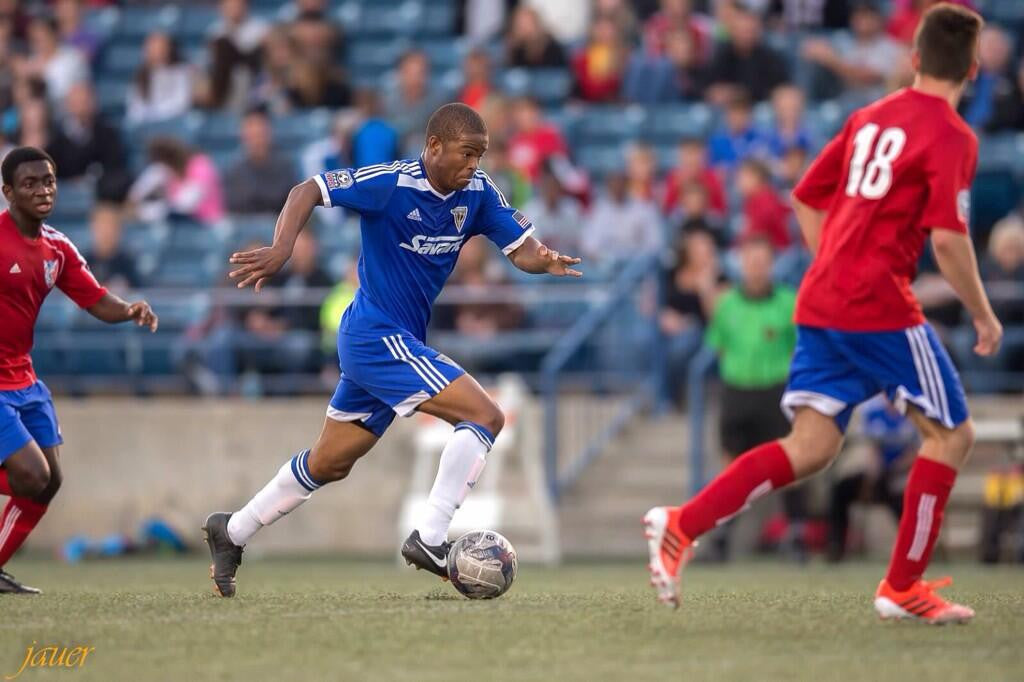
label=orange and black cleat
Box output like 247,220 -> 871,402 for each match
643,506 -> 695,609
874,576 -> 975,625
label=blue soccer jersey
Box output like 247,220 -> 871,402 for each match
312,158 -> 534,341
311,158 -> 535,436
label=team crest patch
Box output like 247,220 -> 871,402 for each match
43,259 -> 58,288
325,170 -> 353,190
956,188 -> 970,224
451,206 -> 468,232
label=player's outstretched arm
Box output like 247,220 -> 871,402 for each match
87,293 -> 159,332
229,179 -> 323,292
930,228 -> 1002,356
506,236 -> 582,277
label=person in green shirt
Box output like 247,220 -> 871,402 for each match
704,234 -> 806,559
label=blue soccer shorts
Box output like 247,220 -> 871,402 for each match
0,381 -> 63,462
782,323 -> 969,433
328,329 -> 466,437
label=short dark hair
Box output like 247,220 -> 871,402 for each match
915,3 -> 983,83
425,102 -> 487,143
2,146 -> 56,186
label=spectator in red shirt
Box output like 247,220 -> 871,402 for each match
643,0 -> 711,64
662,138 -> 727,217
887,0 -> 973,45
458,49 -> 492,111
507,96 -> 568,182
571,17 -> 626,103
736,158 -> 792,250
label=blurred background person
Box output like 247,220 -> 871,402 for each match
126,32 -> 195,125
128,136 -> 225,225
582,171 -> 664,273
82,203 -> 141,291
224,107 -> 297,215
505,5 -> 567,70
703,235 -> 803,560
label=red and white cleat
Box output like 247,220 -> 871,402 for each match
643,506 -> 695,609
874,576 -> 975,625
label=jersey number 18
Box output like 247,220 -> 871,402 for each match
845,123 -> 907,200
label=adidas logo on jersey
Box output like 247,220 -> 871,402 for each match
406,208 -> 422,221
9,263 -> 20,274
399,234 -> 464,256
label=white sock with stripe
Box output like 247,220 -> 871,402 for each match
226,449 -> 323,546
416,422 -> 494,546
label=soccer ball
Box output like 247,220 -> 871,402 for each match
447,530 -> 518,600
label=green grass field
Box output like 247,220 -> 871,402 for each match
1,557 -> 1022,681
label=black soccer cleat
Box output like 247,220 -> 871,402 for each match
401,530 -> 452,580
0,569 -> 41,594
203,512 -> 243,598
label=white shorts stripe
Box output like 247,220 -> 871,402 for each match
915,327 -> 951,426
907,493 -> 936,561
395,336 -> 449,389
383,336 -> 443,393
906,327 -> 940,422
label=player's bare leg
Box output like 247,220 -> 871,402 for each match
874,408 -> 975,624
0,443 -> 60,595
204,419 -> 377,597
646,408 -> 842,607
400,374 -> 504,579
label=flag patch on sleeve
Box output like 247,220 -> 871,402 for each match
513,210 -> 531,229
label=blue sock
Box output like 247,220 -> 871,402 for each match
290,449 -> 323,492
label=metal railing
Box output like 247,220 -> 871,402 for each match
540,255 -> 664,502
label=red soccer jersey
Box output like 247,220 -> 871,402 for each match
0,210 -> 107,390
792,88 -> 978,331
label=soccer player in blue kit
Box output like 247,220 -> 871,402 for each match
203,103 -> 581,597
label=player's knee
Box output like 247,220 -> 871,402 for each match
781,434 -> 838,477
13,463 -> 50,498
483,409 -> 505,438
35,464 -> 62,503
944,419 -> 975,464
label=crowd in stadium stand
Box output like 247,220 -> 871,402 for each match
0,0 -> 1021,396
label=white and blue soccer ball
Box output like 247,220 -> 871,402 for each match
447,530 -> 518,600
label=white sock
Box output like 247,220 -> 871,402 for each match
416,423 -> 493,545
226,449 -> 323,546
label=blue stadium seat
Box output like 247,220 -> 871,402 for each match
338,2 -> 454,37
646,104 -> 713,143
228,216 -> 276,245
66,332 -> 129,375
576,106 -> 649,143
971,169 -> 1018,245
36,298 -> 76,332
151,250 -> 221,288
176,7 -> 220,42
112,5 -> 180,39
348,38 -> 410,74
273,110 -> 331,148
125,114 -> 200,148
100,41 -> 145,79
500,69 -> 572,107
139,334 -> 179,375
49,182 -> 94,223
575,144 -> 624,177
419,38 -> 464,71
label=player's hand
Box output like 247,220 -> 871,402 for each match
229,245 -> 289,292
539,245 -> 582,278
972,313 -> 1003,357
127,301 -> 158,332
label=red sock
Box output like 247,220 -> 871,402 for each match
0,470 -> 10,496
0,498 -> 49,568
885,457 -> 957,591
677,441 -> 795,540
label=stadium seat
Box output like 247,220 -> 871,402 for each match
100,41 -> 145,79
575,144 -> 625,177
36,298 -> 76,332
66,332 -> 129,375
971,169 -> 1018,246
499,69 -> 572,107
348,38 -> 410,74
273,111 -> 331,148
419,38 -> 465,72
576,106 -> 649,144
112,5 -> 180,39
646,104 -> 713,143
151,251 -> 221,288
176,7 -> 220,42
49,182 -> 95,223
